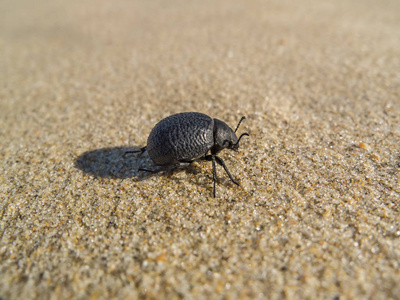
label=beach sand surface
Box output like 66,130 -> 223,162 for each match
1,0 -> 399,298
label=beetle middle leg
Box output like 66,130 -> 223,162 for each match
202,155 -> 219,197
211,155 -> 217,198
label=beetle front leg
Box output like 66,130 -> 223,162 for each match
214,156 -> 239,186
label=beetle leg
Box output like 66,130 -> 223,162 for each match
211,155 -> 217,198
138,167 -> 159,173
214,156 -> 239,186
125,147 -> 147,156
203,155 -> 218,197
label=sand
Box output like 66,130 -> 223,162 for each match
1,0 -> 399,299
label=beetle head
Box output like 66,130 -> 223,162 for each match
212,117 -> 249,154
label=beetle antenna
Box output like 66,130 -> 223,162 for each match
234,116 -> 246,133
233,133 -> 249,150
237,132 -> 249,144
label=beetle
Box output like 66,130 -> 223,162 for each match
127,112 -> 249,197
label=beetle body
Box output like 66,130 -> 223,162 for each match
147,112 -> 214,165
131,112 -> 248,197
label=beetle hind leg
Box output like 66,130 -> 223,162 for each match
125,146 -> 147,156
138,167 -> 159,173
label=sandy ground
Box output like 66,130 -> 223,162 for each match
1,0 -> 399,299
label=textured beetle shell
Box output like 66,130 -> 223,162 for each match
146,112 -> 214,166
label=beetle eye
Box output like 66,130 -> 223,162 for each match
222,140 -> 231,148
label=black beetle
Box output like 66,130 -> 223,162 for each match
127,112 -> 249,197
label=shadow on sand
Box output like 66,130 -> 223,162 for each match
74,146 -> 203,181
74,146 -> 145,179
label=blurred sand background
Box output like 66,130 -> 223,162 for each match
1,0 -> 399,299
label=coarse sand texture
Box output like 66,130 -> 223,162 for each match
1,0 -> 399,299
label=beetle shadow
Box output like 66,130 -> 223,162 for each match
74,146 -> 204,181
75,146 -> 141,179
